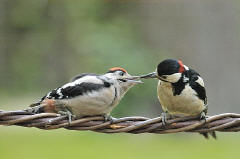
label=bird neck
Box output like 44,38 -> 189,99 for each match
158,80 -> 172,89
118,84 -> 133,99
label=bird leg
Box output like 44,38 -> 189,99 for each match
58,109 -> 75,123
53,101 -> 76,123
103,114 -> 117,124
200,109 -> 207,123
161,111 -> 170,125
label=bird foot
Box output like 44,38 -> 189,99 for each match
103,114 -> 117,124
161,112 -> 169,125
200,111 -> 207,123
58,110 -> 76,123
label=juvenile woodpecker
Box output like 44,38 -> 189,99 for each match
140,59 -> 216,139
28,67 -> 142,122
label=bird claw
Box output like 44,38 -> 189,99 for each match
103,114 -> 117,124
161,112 -> 168,125
58,110 -> 76,123
53,102 -> 75,123
200,111 -> 207,123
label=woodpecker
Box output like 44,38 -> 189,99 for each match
140,59 -> 216,139
27,67 -> 142,122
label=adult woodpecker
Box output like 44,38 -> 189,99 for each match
27,67 -> 142,122
140,59 -> 216,139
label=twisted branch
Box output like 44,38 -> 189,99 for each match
1,109 -> 240,134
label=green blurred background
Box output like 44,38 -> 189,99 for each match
1,0 -> 240,159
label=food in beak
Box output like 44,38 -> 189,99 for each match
140,72 -> 157,79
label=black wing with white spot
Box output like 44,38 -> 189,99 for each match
60,82 -> 112,99
188,69 -> 207,104
41,75 -> 113,101
43,82 -> 112,101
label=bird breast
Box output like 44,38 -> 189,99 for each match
157,81 -> 205,116
61,85 -> 119,117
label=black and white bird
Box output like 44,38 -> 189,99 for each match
28,67 -> 142,122
140,59 -> 216,139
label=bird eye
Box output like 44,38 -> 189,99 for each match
119,71 -> 125,76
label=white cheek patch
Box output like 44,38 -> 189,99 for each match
166,73 -> 182,83
196,76 -> 205,87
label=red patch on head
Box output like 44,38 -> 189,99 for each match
178,60 -> 185,73
109,67 -> 127,73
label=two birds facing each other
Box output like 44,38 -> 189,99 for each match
28,59 -> 215,139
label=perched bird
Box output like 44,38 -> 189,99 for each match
140,59 -> 216,139
28,67 -> 142,122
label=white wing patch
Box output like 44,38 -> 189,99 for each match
56,89 -> 64,99
61,76 -> 103,89
183,75 -> 189,83
196,76 -> 204,87
184,65 -> 189,70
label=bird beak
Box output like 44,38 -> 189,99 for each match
126,79 -> 143,84
119,76 -> 143,84
139,72 -> 158,79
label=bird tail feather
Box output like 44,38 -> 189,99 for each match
200,132 -> 217,140
26,102 -> 45,114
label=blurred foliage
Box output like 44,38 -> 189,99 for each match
1,1 -> 240,159
0,0 -> 165,117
